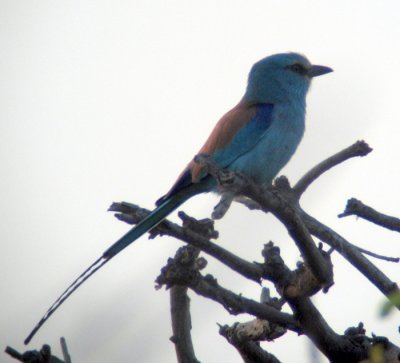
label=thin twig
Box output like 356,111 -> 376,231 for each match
355,245 -> 399,263
301,211 -> 399,302
293,141 -> 372,197
60,337 -> 71,363
5,346 -> 23,362
339,198 -> 400,232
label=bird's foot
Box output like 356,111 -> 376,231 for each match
212,193 -> 234,220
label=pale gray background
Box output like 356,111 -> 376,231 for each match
1,1 -> 399,362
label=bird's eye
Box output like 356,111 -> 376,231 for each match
289,63 -> 307,75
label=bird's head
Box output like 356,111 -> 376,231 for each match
244,52 -> 333,104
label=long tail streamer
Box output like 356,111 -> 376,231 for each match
24,255 -> 110,345
24,185 -> 206,345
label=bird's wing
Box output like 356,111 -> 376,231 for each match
156,102 -> 274,205
208,102 -> 274,174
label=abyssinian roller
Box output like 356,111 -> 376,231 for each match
25,52 -> 332,344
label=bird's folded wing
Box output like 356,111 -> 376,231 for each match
157,102 -> 274,204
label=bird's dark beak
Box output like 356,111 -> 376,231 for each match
308,65 -> 333,78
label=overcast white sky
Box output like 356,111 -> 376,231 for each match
1,1 -> 399,362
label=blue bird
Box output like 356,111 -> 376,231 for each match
104,52 -> 332,257
25,52 -> 332,344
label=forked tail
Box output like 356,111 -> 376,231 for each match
24,184 -> 206,345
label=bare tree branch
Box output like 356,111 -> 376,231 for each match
219,325 -> 283,363
166,246 -> 201,363
5,347 -> 24,362
293,141 -> 372,197
218,288 -> 286,362
155,246 -> 301,333
301,211 -> 399,302
261,241 -> 395,363
110,202 -> 266,283
60,338 -> 71,363
195,153 -> 399,304
5,344 -> 65,363
195,154 -> 334,289
259,242 -> 358,362
108,139 -> 399,362
170,286 -> 200,363
339,198 -> 400,232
